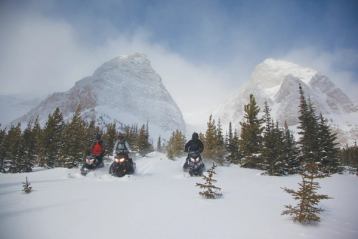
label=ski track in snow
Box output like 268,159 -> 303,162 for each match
0,152 -> 357,239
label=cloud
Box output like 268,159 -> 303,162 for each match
0,9 -> 231,125
0,1 -> 357,129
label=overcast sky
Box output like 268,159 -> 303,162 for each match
0,0 -> 357,124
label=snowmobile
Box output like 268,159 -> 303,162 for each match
183,150 -> 205,176
109,152 -> 135,177
80,155 -> 104,176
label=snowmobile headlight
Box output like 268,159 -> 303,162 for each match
195,158 -> 200,163
190,157 -> 196,162
86,158 -> 95,164
115,157 -> 125,163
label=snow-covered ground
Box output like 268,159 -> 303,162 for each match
0,152 -> 357,239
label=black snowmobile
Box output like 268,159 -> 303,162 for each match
183,150 -> 205,176
80,155 -> 104,176
109,152 -> 135,177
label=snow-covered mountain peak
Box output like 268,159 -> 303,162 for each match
251,58 -> 318,90
93,53 -> 159,83
13,53 -> 185,139
215,59 -> 357,145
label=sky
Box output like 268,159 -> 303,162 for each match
0,0 -> 357,125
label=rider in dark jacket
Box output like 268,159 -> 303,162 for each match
184,132 -> 204,169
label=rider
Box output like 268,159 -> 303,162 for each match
90,134 -> 105,167
113,133 -> 134,165
113,133 -> 131,155
183,132 -> 204,169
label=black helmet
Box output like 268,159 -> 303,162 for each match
192,132 -> 199,140
95,133 -> 101,140
117,133 -> 124,140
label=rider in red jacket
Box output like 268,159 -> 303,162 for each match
90,134 -> 105,166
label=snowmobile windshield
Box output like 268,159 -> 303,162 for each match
188,150 -> 200,158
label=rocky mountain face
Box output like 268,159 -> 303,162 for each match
214,58 -> 358,145
14,53 -> 186,139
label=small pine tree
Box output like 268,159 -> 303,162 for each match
22,177 -> 32,193
196,163 -> 222,199
282,163 -> 330,223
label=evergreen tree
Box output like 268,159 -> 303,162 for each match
157,136 -> 163,152
32,116 -> 44,166
0,125 -> 6,172
340,142 -> 358,169
297,85 -> 320,166
62,106 -> 87,168
203,115 -> 217,159
283,121 -> 300,174
215,119 -> 227,165
317,114 -> 339,174
226,122 -> 240,164
102,122 -> 117,155
261,103 -> 288,176
239,94 -> 263,168
261,102 -> 276,171
270,122 -> 287,175
21,121 -> 35,172
84,119 -> 99,155
137,124 -> 153,156
3,124 -> 23,172
196,163 -> 222,199
166,130 -> 186,159
124,124 -> 139,152
202,115 -> 226,164
43,108 -> 65,168
282,163 -> 330,223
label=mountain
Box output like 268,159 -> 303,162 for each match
0,94 -> 41,126
13,53 -> 186,139
214,58 -> 358,145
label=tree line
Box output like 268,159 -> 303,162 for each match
0,107 -> 153,173
166,84 -> 355,175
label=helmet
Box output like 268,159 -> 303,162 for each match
192,132 -> 199,140
117,133 -> 124,140
95,133 -> 101,141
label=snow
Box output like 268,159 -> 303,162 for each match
1,152 -> 357,239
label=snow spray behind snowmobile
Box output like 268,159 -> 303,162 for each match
183,150 -> 205,176
109,152 -> 135,177
80,155 -> 104,176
